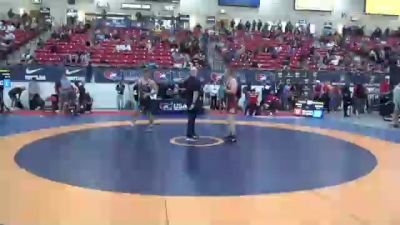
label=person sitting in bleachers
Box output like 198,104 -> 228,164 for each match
6,24 -> 15,33
2,30 -> 15,42
0,20 -> 5,31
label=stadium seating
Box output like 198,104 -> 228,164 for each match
34,30 -> 174,68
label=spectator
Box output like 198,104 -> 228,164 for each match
8,86 -> 25,108
236,20 -> 244,30
331,85 -> 341,111
353,83 -> 367,117
252,20 -> 257,31
321,82 -> 331,113
203,82 -> 211,105
393,83 -> 400,128
243,83 -> 252,115
6,24 -> 15,33
245,21 -> 251,32
380,76 -> 390,95
3,30 -> 15,42
28,78 -> 40,102
281,83 -> 290,110
313,80 -> 322,100
384,28 -> 390,38
209,82 -> 218,110
0,20 -> 5,31
257,19 -> 262,31
372,27 -> 382,39
86,62 -> 93,83
218,80 -> 226,111
37,38 -> 44,48
261,23 -> 269,32
342,83 -> 352,117
116,81 -> 125,110
59,74 -> 73,112
146,40 -> 152,51
31,18 -> 38,31
0,78 -> 5,113
75,81 -> 86,109
247,89 -> 259,116
230,19 -> 235,31
285,21 -> 294,33
220,20 -> 225,30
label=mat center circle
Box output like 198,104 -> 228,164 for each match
170,136 -> 224,147
14,122 -> 377,196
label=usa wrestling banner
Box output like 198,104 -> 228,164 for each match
6,64 -> 388,86
8,65 -> 86,82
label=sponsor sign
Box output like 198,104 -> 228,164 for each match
65,67 -> 86,81
3,65 -> 388,88
24,66 -> 47,80
0,69 -> 11,88
159,101 -> 187,112
25,75 -> 47,81
295,100 -> 324,118
8,65 -> 86,82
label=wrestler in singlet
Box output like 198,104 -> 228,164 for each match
138,78 -> 154,112
226,75 -> 238,114
225,69 -> 238,142
135,69 -> 157,131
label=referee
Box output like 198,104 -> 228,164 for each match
184,67 -> 201,141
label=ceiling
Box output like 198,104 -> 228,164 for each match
136,0 -> 179,3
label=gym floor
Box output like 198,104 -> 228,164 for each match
0,113 -> 399,225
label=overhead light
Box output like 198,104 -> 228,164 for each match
96,0 -> 109,8
121,3 -> 142,9
164,5 -> 175,11
141,4 -> 151,9
78,10 -> 85,22
171,0 -> 179,3
121,3 -> 151,10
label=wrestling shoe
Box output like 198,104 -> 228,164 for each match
186,136 -> 198,142
224,135 -> 237,143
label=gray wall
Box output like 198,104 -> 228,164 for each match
0,0 -> 399,33
0,0 -> 179,26
180,0 -> 400,34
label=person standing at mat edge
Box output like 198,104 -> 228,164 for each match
134,69 -> 158,131
0,75 -> 4,113
184,67 -> 202,141
116,81 -> 125,110
225,68 -> 239,142
393,83 -> 400,128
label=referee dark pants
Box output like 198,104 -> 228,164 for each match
187,107 -> 198,138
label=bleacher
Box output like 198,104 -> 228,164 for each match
0,20 -> 39,58
218,29 -> 397,72
34,28 -> 176,68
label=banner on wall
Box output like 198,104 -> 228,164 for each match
7,65 -> 388,86
93,67 -> 193,83
9,65 -> 87,82
0,69 -> 11,88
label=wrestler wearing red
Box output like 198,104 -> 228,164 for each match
225,68 -> 238,142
